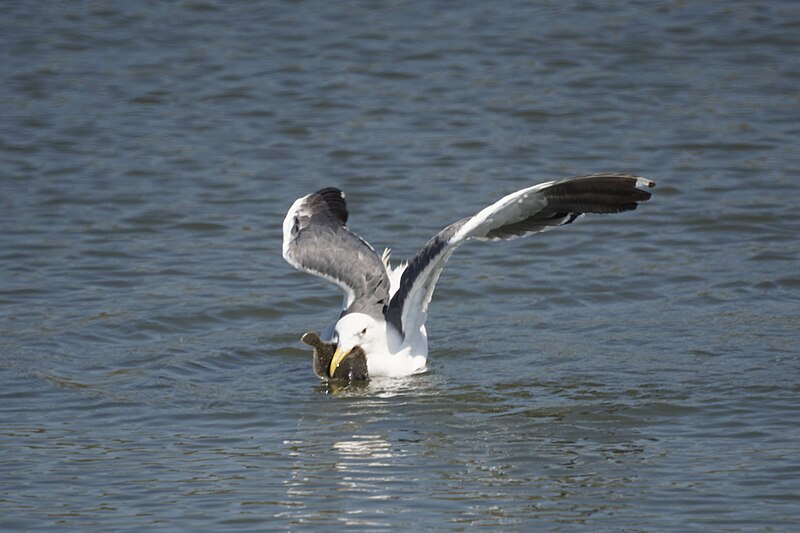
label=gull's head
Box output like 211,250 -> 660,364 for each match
330,313 -> 381,377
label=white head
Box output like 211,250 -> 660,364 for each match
330,313 -> 384,376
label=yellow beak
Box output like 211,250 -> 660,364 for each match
329,347 -> 352,377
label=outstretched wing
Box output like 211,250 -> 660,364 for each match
385,174 -> 655,335
282,187 -> 391,320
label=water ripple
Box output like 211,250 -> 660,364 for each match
2,0 -> 800,530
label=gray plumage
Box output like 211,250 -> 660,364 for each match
283,174 -> 655,379
283,187 -> 390,321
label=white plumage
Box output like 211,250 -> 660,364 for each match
282,174 -> 655,379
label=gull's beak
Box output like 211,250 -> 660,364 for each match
329,346 -> 352,377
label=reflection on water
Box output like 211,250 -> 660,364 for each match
317,374 -> 438,398
275,376 -> 656,527
280,433 -> 401,527
333,434 -> 397,466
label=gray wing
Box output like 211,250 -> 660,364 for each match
282,187 -> 391,320
385,174 -> 655,336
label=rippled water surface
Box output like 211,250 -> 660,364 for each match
2,1 -> 799,530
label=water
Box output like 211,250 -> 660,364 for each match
2,1 -> 799,530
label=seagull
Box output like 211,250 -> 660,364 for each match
283,174 -> 655,379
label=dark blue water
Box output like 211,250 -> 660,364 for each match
2,1 -> 799,530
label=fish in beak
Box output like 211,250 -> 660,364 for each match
301,332 -> 369,381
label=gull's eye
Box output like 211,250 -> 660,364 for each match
360,328 -> 367,335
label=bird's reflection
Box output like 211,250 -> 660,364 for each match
280,432 -> 403,527
316,373 -> 435,398
332,433 -> 396,468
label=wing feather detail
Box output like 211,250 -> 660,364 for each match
282,188 -> 391,320
386,174 -> 655,335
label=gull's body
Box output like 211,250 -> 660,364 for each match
282,174 -> 655,379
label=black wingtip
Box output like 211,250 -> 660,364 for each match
311,187 -> 349,224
